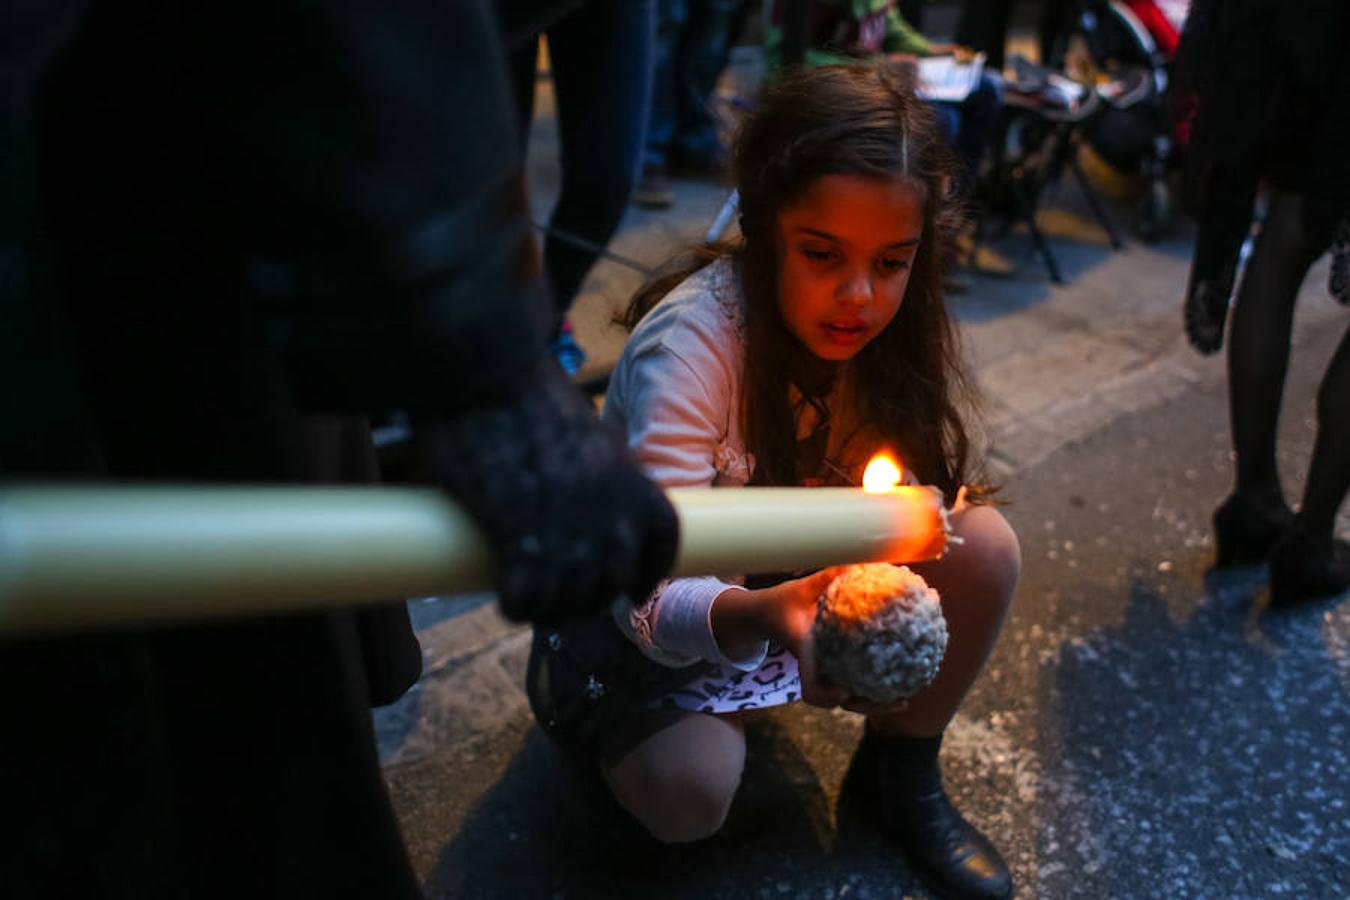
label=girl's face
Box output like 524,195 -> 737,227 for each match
775,173 -> 924,361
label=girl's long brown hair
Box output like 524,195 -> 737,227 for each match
627,62 -> 991,502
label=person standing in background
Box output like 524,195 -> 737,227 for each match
500,0 -> 658,373
1178,0 -> 1350,605
632,0 -> 750,208
954,0 -> 1012,70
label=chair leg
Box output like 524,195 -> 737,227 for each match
967,214 -> 984,269
1024,208 -> 1064,284
1069,157 -> 1124,249
1015,163 -> 1063,283
1013,169 -> 1064,284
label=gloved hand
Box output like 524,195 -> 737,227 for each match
418,361 -> 679,625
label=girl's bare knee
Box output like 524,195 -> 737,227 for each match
604,713 -> 745,844
949,505 -> 1021,610
641,779 -> 737,843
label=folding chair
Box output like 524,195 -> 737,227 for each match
969,60 -> 1124,284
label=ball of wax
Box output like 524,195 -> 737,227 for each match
812,563 -> 947,703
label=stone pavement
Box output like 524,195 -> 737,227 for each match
373,49 -> 1350,899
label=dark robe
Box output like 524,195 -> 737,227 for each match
1,0 -> 552,895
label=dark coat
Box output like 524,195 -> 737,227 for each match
1,0 -> 552,895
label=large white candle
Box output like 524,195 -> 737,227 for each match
674,484 -> 948,574
0,482 -> 948,634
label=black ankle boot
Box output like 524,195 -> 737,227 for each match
854,728 -> 1012,900
1268,522 -> 1350,607
1212,492 -> 1294,567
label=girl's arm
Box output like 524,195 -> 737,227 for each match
608,334 -> 762,669
709,575 -> 829,662
711,570 -> 915,713
609,341 -> 726,489
710,569 -> 853,707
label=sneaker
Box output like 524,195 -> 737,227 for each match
631,163 -> 674,209
550,322 -> 587,376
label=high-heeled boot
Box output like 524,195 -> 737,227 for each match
1268,519 -> 1350,607
1212,492 -> 1294,567
852,727 -> 1012,900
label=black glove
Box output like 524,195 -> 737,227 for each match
1183,164 -> 1258,355
418,361 -> 679,625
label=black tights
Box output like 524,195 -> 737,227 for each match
1228,190 -> 1350,539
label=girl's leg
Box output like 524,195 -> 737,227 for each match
952,73 -> 1002,182
870,503 -> 1019,738
855,504 -> 1019,900
602,710 -> 746,843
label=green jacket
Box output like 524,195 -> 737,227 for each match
763,0 -> 933,71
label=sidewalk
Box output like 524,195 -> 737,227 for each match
374,48 -> 1350,899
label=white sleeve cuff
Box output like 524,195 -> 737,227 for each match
652,576 -> 769,671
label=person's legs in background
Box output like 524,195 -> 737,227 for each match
898,0 -> 924,31
525,0 -> 657,368
1272,321 -> 1350,603
635,0 -> 743,208
508,34 -> 587,374
1217,190 -> 1349,603
634,0 -> 688,208
929,102 -> 962,159
955,0 -> 1013,70
1220,193 -> 1312,534
669,0 -> 745,172
923,99 -> 970,288
953,72 -> 1002,186
1038,0 -> 1073,66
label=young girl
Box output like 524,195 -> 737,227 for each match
526,62 -> 1019,900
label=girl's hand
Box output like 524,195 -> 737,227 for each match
761,568 -> 854,708
768,568 -> 913,716
766,569 -> 901,712
718,568 -> 920,713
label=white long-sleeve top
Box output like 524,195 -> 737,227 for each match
603,257 -> 768,672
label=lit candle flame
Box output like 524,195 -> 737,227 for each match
862,454 -> 903,493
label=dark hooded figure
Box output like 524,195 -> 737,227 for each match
0,0 -> 677,896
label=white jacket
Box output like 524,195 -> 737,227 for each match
604,257 -> 767,671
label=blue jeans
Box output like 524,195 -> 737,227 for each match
511,0 -> 656,321
644,0 -> 746,169
931,70 -> 1003,178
